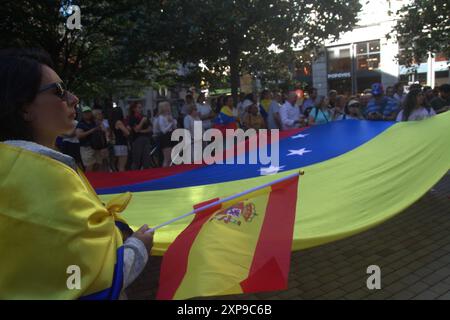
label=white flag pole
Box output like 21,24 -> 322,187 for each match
145,170 -> 304,233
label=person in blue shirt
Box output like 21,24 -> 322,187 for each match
365,83 -> 399,121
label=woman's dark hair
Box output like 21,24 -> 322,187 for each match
197,93 -> 205,103
402,88 -> 423,121
244,93 -> 255,102
128,101 -> 140,118
260,89 -> 270,100
393,82 -> 404,93
307,87 -> 317,95
224,95 -> 234,106
0,48 -> 54,141
110,107 -> 125,128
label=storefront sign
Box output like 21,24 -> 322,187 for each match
328,72 -> 351,79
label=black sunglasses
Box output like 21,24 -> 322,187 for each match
38,82 -> 67,100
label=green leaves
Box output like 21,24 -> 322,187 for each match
391,0 -> 450,65
154,0 -> 361,93
1,0 -> 175,99
1,0 -> 363,99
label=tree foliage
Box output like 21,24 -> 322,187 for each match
1,1 -> 364,101
390,0 -> 450,65
154,0 -> 362,100
0,0 -> 177,100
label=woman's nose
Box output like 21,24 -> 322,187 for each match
67,91 -> 79,108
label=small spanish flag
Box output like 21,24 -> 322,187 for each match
156,174 -> 299,300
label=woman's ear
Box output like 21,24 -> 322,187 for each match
23,112 -> 34,121
22,105 -> 36,122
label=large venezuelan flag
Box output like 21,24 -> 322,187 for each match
89,112 -> 450,256
157,174 -> 299,300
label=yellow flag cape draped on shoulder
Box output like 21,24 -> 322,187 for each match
0,143 -> 131,299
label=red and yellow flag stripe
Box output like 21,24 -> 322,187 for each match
157,175 -> 299,300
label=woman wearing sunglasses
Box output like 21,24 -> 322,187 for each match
0,49 -> 154,299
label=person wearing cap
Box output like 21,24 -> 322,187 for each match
76,106 -> 103,172
430,84 -> 450,114
336,99 -> 364,120
365,83 -> 399,121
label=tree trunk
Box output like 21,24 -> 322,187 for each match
229,40 -> 240,107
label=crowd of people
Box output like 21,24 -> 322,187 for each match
58,82 -> 450,172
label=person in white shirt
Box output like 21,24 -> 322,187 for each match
267,92 -> 282,130
239,94 -> 255,122
279,91 -> 302,130
196,93 -> 214,130
156,101 -> 178,167
183,105 -> 202,163
240,99 -> 254,121
396,88 -> 436,122
393,82 -> 406,106
180,94 -> 195,119
183,105 -> 201,136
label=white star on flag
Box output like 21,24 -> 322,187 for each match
287,148 -> 312,156
259,165 -> 285,176
291,133 -> 309,139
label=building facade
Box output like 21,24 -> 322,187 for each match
312,0 -> 449,96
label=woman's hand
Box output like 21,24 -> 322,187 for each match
132,224 -> 154,254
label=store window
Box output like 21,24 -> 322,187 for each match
355,40 -> 381,93
356,40 -> 380,71
327,46 -> 352,93
327,47 -> 352,73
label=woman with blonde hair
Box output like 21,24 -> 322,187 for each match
156,101 -> 178,167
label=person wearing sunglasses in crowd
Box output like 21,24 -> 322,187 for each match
0,48 -> 154,299
335,99 -> 365,120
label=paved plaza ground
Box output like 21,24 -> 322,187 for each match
127,172 -> 450,300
